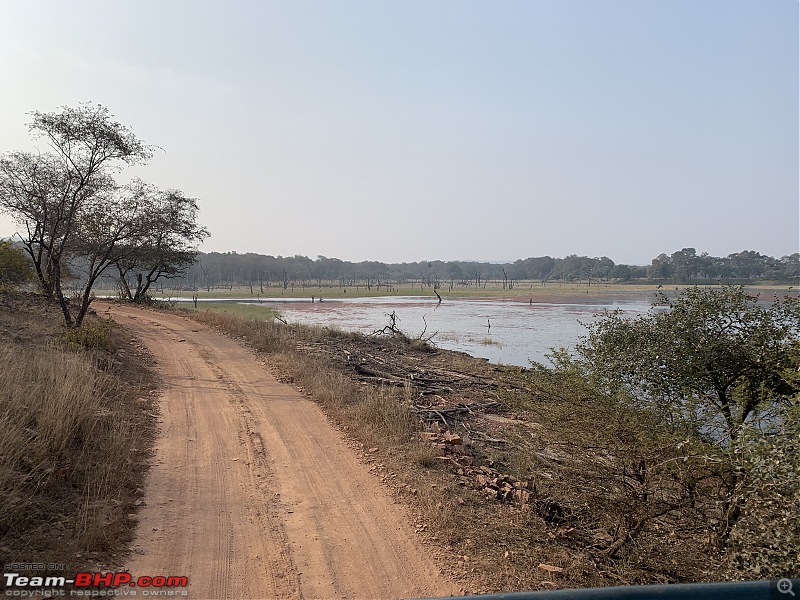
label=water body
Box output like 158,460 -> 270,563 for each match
238,294 -> 656,367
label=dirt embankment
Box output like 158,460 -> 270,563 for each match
101,303 -> 456,600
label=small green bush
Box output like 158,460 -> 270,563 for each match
59,319 -> 116,353
0,241 -> 33,289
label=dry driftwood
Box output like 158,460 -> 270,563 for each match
413,401 -> 500,423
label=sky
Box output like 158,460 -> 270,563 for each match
0,0 -> 797,265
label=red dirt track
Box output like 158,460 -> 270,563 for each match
101,303 -> 455,600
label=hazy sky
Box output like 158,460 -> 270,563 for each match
0,1 -> 797,265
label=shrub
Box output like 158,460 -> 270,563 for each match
0,240 -> 33,289
574,286 -> 800,443
560,286 -> 800,571
59,318 -> 116,352
724,403 -> 800,578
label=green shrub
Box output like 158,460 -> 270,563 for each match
59,319 -> 116,352
0,241 -> 33,289
724,403 -> 800,578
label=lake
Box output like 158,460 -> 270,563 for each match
237,293 -> 657,366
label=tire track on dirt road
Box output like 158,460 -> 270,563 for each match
100,304 -> 454,600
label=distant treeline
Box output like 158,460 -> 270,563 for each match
153,248 -> 798,292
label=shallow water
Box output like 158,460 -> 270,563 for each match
239,294 -> 655,367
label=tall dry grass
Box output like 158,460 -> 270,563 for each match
0,342 -> 146,549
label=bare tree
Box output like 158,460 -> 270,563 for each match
115,183 -> 209,303
66,181 -> 153,323
0,151 -> 82,298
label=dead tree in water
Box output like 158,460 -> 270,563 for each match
370,310 -> 404,337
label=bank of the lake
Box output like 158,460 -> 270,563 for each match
175,294 -> 652,366
145,284 -> 791,367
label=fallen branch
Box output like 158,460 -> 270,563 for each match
470,430 -> 510,445
354,364 -> 405,381
413,401 -> 500,422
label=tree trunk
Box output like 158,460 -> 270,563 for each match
117,266 -> 134,301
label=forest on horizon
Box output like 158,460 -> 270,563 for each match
162,247 -> 799,291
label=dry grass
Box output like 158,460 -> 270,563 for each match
182,301 -> 279,320
189,309 -> 292,353
0,292 -> 158,575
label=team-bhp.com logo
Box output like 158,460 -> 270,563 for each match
4,572 -> 189,597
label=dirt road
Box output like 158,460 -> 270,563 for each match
101,304 -> 455,600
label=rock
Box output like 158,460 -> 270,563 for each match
592,531 -> 614,544
513,489 -> 531,505
443,432 -> 462,445
537,563 -> 564,574
449,444 -> 467,455
368,447 -> 379,453
559,527 -> 579,539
